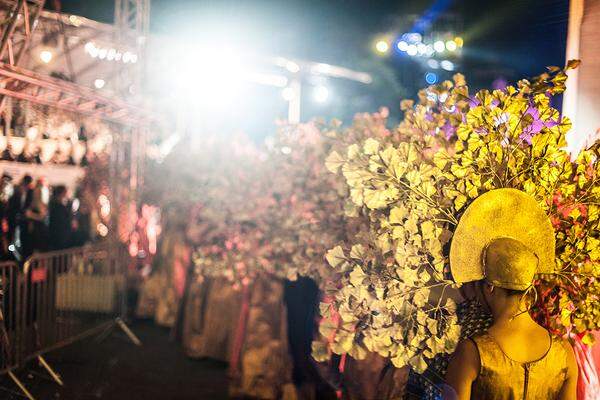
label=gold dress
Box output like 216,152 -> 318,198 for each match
470,333 -> 570,400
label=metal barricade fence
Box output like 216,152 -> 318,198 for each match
0,260 -> 21,375
0,244 -> 140,400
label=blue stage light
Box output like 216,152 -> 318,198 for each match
425,72 -> 438,84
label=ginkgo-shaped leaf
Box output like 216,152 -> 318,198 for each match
325,245 -> 346,268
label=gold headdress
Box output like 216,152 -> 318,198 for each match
449,188 -> 555,290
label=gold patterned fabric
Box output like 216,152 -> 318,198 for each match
470,333 -> 570,400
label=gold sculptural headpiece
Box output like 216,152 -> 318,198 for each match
449,188 -> 555,290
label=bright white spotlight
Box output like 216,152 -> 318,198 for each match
313,86 -> 329,103
397,41 -> 408,52
94,79 -> 105,89
98,48 -> 107,59
88,46 -> 99,58
281,146 -> 292,154
176,45 -> 245,108
417,43 -> 427,55
446,40 -> 457,52
39,50 -> 53,64
282,87 -> 296,101
406,32 -> 422,43
285,61 -> 300,73
407,44 -> 418,56
107,48 -> 117,60
427,59 -> 440,69
441,60 -> 455,71
375,40 -> 390,54
433,41 -> 445,53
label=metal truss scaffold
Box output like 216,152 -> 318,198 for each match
0,0 -> 46,66
0,61 -> 150,125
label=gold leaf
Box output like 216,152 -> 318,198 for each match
325,151 -> 345,173
325,246 -> 346,268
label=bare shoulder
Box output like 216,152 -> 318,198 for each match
454,338 -> 480,362
444,338 -> 481,399
446,338 -> 481,380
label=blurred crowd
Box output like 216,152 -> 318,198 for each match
0,173 -> 95,261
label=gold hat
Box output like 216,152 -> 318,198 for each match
449,188 -> 555,290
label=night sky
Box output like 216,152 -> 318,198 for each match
53,0 -> 569,134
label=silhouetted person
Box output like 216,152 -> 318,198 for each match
26,177 -> 49,253
0,174 -> 14,260
71,187 -> 92,247
8,175 -> 34,260
49,185 -> 72,250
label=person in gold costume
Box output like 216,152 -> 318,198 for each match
444,189 -> 578,400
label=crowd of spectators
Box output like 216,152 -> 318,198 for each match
0,173 -> 93,261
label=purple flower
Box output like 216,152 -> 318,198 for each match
492,78 -> 508,90
519,131 -> 534,145
468,97 -> 480,107
475,126 -> 489,135
519,105 -> 560,144
442,120 -> 457,139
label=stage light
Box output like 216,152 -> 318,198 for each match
281,146 -> 292,154
85,41 -> 132,64
397,41 -> 408,52
417,43 -> 427,55
425,72 -> 438,85
441,60 -> 455,71
433,41 -> 445,53
282,87 -> 296,101
94,79 -> 105,89
69,15 -> 83,26
424,45 -> 435,57
313,86 -> 329,103
285,61 -> 300,73
85,42 -> 98,58
405,32 -> 422,43
407,44 -> 418,56
26,127 -> 39,140
375,40 -> 390,54
39,50 -> 53,64
174,45 -> 245,108
455,37 -> 464,47
427,59 -> 440,69
97,223 -> 108,237
445,40 -> 457,52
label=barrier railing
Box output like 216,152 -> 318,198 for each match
0,260 -> 21,373
0,244 -> 141,400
